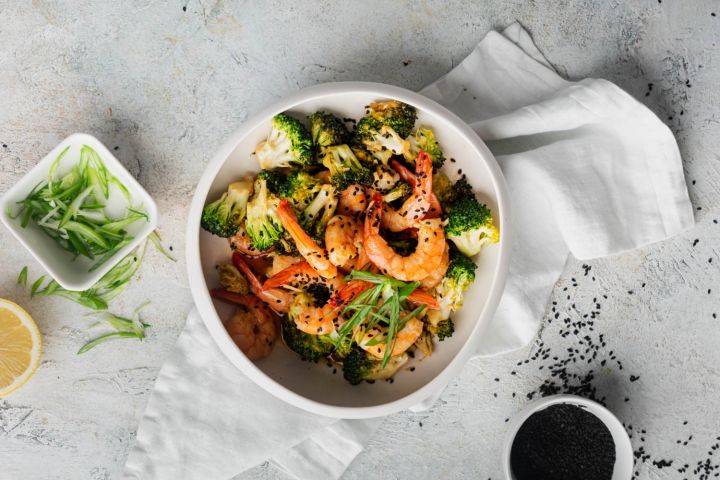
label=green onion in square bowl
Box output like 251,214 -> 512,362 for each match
0,133 -> 158,291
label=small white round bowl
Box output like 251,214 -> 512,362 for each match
502,394 -> 634,480
186,82 -> 511,419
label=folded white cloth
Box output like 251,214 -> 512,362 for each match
123,23 -> 693,480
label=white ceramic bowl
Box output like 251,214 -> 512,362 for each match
502,394 -> 634,480
186,82 -> 511,418
0,133 -> 158,291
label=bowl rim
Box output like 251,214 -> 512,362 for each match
501,394 -> 634,480
0,132 -> 159,291
185,81 -> 512,418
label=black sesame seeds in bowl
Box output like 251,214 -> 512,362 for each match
502,394 -> 633,480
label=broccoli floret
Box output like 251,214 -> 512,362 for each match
432,172 -> 454,208
354,117 -> 408,165
434,319 -> 455,341
282,318 -> 335,362
308,111 -> 350,149
258,169 -> 321,210
366,100 -> 417,138
350,146 -> 375,164
320,145 -> 374,191
257,170 -> 287,196
381,182 -> 411,204
342,348 -> 374,385
216,264 -> 250,294
403,127 -> 445,168
342,347 -> 409,385
245,178 -> 284,250
283,171 -> 322,210
200,178 -> 253,237
444,179 -> 499,256
285,292 -> 349,361
447,248 -> 477,284
255,113 -> 313,169
433,249 -> 477,321
299,184 -> 338,241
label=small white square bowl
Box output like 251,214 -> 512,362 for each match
0,133 -> 158,291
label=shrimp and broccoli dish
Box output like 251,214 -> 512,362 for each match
202,100 -> 499,385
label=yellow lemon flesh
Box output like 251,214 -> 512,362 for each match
0,299 -> 42,397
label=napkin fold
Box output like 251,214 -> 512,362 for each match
124,23 -> 693,480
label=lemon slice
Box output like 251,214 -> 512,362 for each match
0,299 -> 42,396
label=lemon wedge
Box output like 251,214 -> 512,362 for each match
0,299 -> 42,396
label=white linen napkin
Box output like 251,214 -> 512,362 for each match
123,23 -> 693,480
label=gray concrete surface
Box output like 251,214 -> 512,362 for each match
1,1 -> 719,479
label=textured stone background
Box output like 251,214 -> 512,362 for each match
1,1 -> 719,479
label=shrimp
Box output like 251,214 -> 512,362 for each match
289,292 -> 340,335
222,294 -> 278,361
419,244 -> 449,290
353,236 -> 372,270
277,199 -> 338,278
266,254 -> 302,278
325,215 -> 361,267
356,317 -> 424,359
329,279 -> 440,310
364,192 -> 446,282
229,224 -> 274,256
338,184 -> 368,216
382,151 -> 434,232
390,158 -> 442,219
262,259 -> 344,294
232,252 -> 292,313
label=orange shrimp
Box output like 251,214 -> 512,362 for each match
288,292 -> 340,335
419,244 -> 449,290
262,260 -> 344,293
356,317 -> 424,359
382,151 -> 435,232
364,192 -> 446,282
276,199 -> 338,278
266,254 -> 303,278
325,215 -> 361,267
228,224 -> 275,256
390,157 -> 442,219
217,293 -> 278,361
338,184 -> 368,216
232,252 -> 292,313
329,278 -> 439,310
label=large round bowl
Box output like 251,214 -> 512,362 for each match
186,82 -> 511,419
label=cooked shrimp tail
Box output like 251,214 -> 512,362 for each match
390,157 -> 441,218
407,289 -> 440,310
262,259 -> 344,293
382,151 -> 435,231
232,251 -> 292,313
277,199 -> 338,278
329,279 -> 373,307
